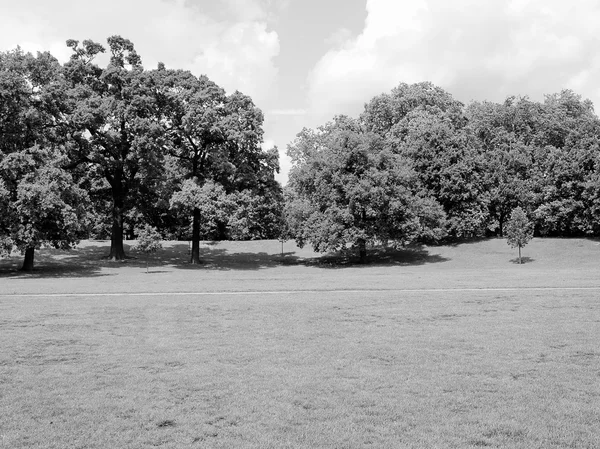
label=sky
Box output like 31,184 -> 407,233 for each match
2,0 -> 600,184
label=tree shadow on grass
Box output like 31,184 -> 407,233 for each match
509,256 -> 535,265
0,241 -> 451,277
0,243 -> 119,279
159,242 -> 450,270
162,243 -> 300,271
442,236 -> 492,247
297,245 -> 450,268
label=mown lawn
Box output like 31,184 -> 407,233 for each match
1,238 -> 599,448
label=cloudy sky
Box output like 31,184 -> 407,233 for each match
2,0 -> 600,184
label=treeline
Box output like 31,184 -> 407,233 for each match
285,82 -> 600,261
3,37 -> 600,270
0,37 -> 283,270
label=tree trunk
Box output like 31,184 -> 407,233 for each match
357,238 -> 367,264
108,185 -> 126,261
190,207 -> 201,264
217,220 -> 227,240
518,245 -> 522,264
21,247 -> 35,272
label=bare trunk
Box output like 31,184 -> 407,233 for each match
108,197 -> 126,260
357,238 -> 367,264
21,247 -> 35,271
190,207 -> 201,264
108,170 -> 127,261
518,245 -> 522,264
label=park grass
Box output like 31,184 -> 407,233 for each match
0,238 -> 599,448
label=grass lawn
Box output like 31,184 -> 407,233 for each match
0,238 -> 599,448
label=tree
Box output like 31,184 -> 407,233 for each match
0,48 -> 87,271
170,179 -> 234,241
152,69 -> 226,262
285,116 -> 446,264
362,82 -> 487,238
63,36 -> 164,260
505,207 -> 533,264
156,67 -> 280,263
227,188 -> 284,240
133,224 -> 162,273
531,91 -> 600,236
465,97 -> 539,235
395,107 -> 488,237
361,81 -> 464,137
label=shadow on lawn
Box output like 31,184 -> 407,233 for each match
161,243 -> 296,271
161,243 -> 449,270
0,244 -> 118,278
300,245 -> 449,268
0,241 -> 449,277
510,256 -> 535,265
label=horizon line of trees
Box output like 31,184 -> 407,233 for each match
2,37 -> 600,269
285,82 -> 600,261
0,36 -> 283,270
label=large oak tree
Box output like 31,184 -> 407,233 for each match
155,68 -> 280,263
63,36 -> 164,260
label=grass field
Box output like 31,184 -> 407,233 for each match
1,238 -> 599,448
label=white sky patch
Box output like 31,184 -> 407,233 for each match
269,109 -> 307,115
306,0 -> 600,122
262,137 -> 290,185
276,152 -> 292,185
261,138 -> 276,152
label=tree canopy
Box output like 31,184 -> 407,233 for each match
285,116 -> 445,262
154,67 -> 282,263
3,40 -> 600,270
62,36 -> 165,260
0,48 -> 87,270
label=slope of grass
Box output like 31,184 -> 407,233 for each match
1,238 -> 599,448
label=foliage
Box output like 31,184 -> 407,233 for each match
227,188 -> 284,240
156,67 -> 281,261
170,179 -> 234,240
0,48 -> 87,270
133,224 -> 162,254
286,116 -> 446,262
63,36 -> 165,260
362,83 -> 488,238
170,180 -> 282,241
7,38 -> 600,273
133,224 -> 162,272
505,207 -> 533,263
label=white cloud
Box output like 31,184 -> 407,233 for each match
307,0 -> 600,122
269,109 -> 307,116
189,21 -> 279,103
0,0 -> 280,108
